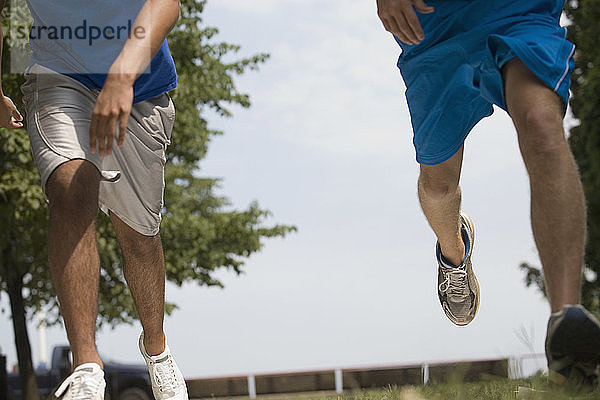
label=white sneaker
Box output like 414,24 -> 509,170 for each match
139,332 -> 189,400
54,363 -> 105,400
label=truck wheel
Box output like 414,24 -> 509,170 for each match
119,387 -> 152,400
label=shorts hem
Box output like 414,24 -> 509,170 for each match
416,137 -> 465,166
414,102 -> 494,166
99,202 -> 160,237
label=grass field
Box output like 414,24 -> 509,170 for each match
274,374 -> 600,400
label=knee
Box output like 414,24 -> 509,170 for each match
418,173 -> 459,202
47,162 -> 99,219
516,107 -> 567,160
122,231 -> 162,263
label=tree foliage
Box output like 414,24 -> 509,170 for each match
0,82 -> 48,400
520,0 -> 600,313
0,0 -> 295,397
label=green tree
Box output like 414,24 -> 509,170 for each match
520,0 -> 600,313
1,1 -> 295,398
0,124 -> 48,400
0,2 -> 51,396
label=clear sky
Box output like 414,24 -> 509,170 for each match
1,0 -> 566,379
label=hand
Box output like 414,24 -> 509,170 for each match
89,74 -> 134,157
0,94 -> 23,129
376,0 -> 434,45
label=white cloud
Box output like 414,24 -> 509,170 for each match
222,1 -> 413,157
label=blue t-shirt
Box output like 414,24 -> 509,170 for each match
25,0 -> 177,103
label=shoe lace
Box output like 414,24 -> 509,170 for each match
439,266 -> 469,300
153,356 -> 180,395
55,369 -> 103,400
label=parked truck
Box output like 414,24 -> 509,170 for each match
7,345 -> 153,400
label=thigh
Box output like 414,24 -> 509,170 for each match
396,4 -> 494,166
21,64 -> 103,194
98,94 -> 175,237
482,0 -> 574,111
502,58 -> 564,127
399,49 -> 493,165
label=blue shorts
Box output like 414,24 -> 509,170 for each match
396,0 -> 575,165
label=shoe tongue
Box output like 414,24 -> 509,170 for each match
449,294 -> 466,302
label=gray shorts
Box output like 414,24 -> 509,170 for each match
21,64 -> 175,236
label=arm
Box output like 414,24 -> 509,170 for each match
89,0 -> 180,157
376,0 -> 434,45
0,0 -> 24,129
